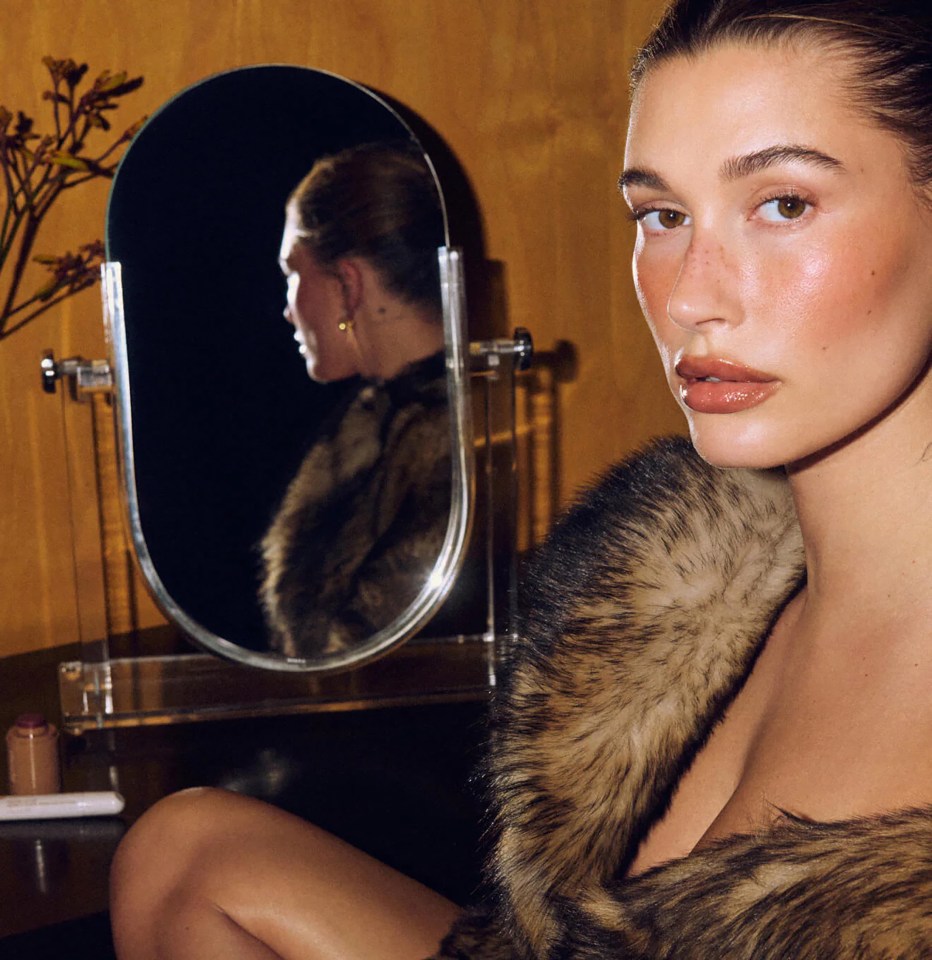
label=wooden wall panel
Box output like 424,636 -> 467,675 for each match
0,0 -> 684,657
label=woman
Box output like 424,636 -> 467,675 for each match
260,143 -> 452,657
110,2 -> 930,957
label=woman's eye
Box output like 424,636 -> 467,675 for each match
758,195 -> 810,222
639,208 -> 689,231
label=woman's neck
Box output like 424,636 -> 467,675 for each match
786,387 -> 932,626
346,258 -> 445,381
356,307 -> 445,382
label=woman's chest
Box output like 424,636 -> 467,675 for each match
627,618 -> 929,876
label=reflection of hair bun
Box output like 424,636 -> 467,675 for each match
288,142 -> 445,313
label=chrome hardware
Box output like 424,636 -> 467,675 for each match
469,327 -> 534,373
40,350 -> 113,400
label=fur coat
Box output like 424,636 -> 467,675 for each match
435,437 -> 930,959
260,353 -> 450,657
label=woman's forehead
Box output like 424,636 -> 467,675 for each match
624,41 -> 877,174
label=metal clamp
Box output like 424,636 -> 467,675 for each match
469,327 -> 533,374
40,350 -> 113,400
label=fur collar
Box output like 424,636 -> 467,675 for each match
260,354 -> 450,657
436,437 -> 930,959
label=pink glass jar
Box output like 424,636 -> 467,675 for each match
6,713 -> 61,795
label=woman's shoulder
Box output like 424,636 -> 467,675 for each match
527,435 -> 795,571
517,436 -> 804,659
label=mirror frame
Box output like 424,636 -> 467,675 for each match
102,66 -> 473,672
56,66 -> 529,730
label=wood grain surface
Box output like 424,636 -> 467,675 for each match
0,0 -> 683,656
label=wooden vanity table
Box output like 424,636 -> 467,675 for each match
0,642 -> 488,959
0,63 -> 519,960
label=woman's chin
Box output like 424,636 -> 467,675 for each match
686,420 -> 790,471
304,358 -> 329,384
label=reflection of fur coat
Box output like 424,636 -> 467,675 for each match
260,354 -> 450,657
435,437 -> 930,959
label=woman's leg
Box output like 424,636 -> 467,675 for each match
110,787 -> 460,960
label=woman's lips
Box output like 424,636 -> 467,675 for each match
675,357 -> 779,414
293,332 -> 312,359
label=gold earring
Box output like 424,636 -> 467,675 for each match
338,317 -> 354,333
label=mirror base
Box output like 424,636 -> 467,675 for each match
58,635 -> 498,733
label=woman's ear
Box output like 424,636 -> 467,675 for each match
334,258 -> 364,319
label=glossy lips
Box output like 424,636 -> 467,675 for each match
675,357 -> 779,413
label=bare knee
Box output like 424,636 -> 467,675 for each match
109,788 -> 453,960
110,787 -> 257,957
112,787 -> 236,883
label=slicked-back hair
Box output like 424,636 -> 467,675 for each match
289,143 -> 445,314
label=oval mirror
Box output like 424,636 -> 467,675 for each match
105,66 -> 473,673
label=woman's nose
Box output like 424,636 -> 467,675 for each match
666,235 -> 741,331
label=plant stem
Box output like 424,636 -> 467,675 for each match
0,285 -> 91,341
0,212 -> 41,326
1,58 -> 143,340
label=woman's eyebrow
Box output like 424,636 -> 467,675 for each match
720,144 -> 845,180
618,144 -> 845,196
617,167 -> 669,193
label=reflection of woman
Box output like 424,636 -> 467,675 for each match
112,2 -> 930,957
260,144 -> 451,657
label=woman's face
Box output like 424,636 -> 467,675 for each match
279,212 -> 360,383
622,42 -> 932,469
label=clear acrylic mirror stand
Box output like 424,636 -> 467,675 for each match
56,253 -> 526,732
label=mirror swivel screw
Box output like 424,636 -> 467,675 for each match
40,350 -> 113,401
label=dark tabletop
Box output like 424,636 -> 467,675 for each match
0,644 -> 489,958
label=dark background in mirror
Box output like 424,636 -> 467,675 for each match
107,67 -> 450,651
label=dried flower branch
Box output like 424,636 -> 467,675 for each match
0,57 -> 144,341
